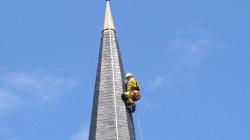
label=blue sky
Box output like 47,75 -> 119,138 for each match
1,0 -> 250,140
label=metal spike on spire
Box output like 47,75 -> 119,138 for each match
102,0 -> 115,31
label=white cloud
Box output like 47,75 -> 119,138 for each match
166,27 -> 227,72
70,129 -> 89,140
161,28 -> 228,88
0,89 -> 22,110
167,39 -> 212,68
146,77 -> 164,91
0,70 -> 78,112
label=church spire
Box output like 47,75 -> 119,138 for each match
102,0 -> 115,31
88,1 -> 136,140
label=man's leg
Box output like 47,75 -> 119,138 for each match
130,91 -> 140,112
121,92 -> 134,108
121,93 -> 129,102
131,90 -> 141,101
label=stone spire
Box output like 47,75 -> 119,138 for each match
88,1 -> 136,140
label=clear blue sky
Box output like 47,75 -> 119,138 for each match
1,0 -> 250,140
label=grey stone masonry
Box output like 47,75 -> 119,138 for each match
88,29 -> 136,140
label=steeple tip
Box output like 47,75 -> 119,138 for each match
102,0 -> 115,31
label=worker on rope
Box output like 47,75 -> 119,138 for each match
121,73 -> 141,113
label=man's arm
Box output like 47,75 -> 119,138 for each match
127,78 -> 136,92
127,79 -> 133,92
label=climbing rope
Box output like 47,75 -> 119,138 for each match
136,109 -> 144,140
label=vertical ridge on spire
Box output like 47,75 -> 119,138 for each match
102,0 -> 115,31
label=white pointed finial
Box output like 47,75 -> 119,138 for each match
102,0 -> 115,31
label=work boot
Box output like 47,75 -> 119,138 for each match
131,103 -> 136,113
126,103 -> 136,113
126,103 -> 133,109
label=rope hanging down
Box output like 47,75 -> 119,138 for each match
136,109 -> 144,140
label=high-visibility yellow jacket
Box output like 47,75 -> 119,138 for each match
127,77 -> 141,92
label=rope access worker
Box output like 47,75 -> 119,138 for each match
121,73 -> 141,113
